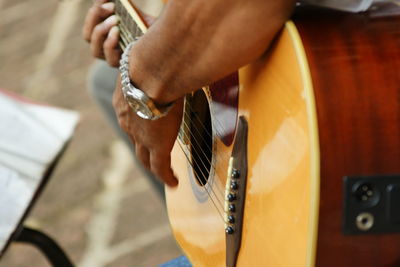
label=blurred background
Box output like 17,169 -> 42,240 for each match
0,0 -> 181,266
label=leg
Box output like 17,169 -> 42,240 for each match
158,256 -> 192,267
87,60 -> 165,197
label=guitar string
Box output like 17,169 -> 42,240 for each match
176,140 -> 226,222
183,93 -> 238,201
182,106 -> 227,197
181,98 -> 231,201
180,119 -> 225,209
119,21 -> 136,42
178,112 -> 240,221
118,20 -> 231,220
119,28 -> 132,46
190,101 -> 232,149
181,110 -> 226,209
181,116 -> 223,185
176,131 -> 227,219
119,23 -> 135,45
176,131 -> 233,225
184,104 -> 230,196
186,102 -> 231,163
186,102 -> 231,164
181,104 -> 230,199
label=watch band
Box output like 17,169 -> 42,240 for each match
119,41 -> 174,120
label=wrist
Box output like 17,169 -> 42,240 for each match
119,41 -> 174,120
128,42 -> 175,106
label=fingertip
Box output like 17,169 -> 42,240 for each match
104,14 -> 119,27
108,26 -> 119,39
166,177 -> 179,187
101,2 -> 115,12
165,168 -> 179,187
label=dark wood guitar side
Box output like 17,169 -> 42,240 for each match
295,8 -> 400,267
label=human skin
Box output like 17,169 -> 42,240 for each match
84,0 -> 295,186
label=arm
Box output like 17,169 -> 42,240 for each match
129,0 -> 296,104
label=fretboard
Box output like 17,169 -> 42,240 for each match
114,0 -> 148,51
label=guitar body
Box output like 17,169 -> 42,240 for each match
166,8 -> 400,267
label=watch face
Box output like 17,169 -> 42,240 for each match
126,97 -> 153,120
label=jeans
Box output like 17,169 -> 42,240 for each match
158,256 -> 192,267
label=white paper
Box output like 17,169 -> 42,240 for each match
0,91 -> 79,254
0,165 -> 33,253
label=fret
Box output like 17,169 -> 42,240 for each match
119,31 -> 130,49
114,0 -> 145,50
119,40 -> 127,52
119,24 -> 133,47
118,27 -> 130,44
121,23 -> 137,43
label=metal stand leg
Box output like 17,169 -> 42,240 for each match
15,226 -> 74,267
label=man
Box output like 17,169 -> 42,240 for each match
84,0 -> 296,187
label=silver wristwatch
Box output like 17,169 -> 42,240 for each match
119,41 -> 174,120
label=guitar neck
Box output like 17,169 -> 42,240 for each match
114,0 -> 148,51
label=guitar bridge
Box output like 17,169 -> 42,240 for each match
225,116 -> 248,267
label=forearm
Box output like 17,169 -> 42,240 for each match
129,0 -> 296,104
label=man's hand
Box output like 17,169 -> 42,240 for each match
82,0 -> 121,67
113,79 -> 183,187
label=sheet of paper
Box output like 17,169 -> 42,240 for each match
0,90 -> 79,254
0,165 -> 33,253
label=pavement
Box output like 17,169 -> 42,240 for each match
0,0 -> 182,266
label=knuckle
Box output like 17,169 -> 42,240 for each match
104,48 -> 120,68
90,44 -> 102,58
150,158 -> 166,175
150,166 -> 163,178
108,58 -> 119,68
87,6 -> 99,20
90,26 -> 106,58
112,60 -> 120,68
103,38 -> 112,50
92,23 -> 105,37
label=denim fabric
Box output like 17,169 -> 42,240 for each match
158,256 -> 192,267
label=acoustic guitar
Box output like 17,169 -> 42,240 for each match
115,1 -> 400,266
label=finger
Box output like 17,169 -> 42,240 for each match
83,1 -> 115,42
150,151 -> 178,187
90,15 -> 119,59
135,144 -> 150,170
104,26 -> 122,67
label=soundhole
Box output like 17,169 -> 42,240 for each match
187,89 -> 213,186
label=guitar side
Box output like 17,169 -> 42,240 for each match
295,9 -> 400,267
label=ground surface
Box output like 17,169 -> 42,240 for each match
0,0 -> 182,266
